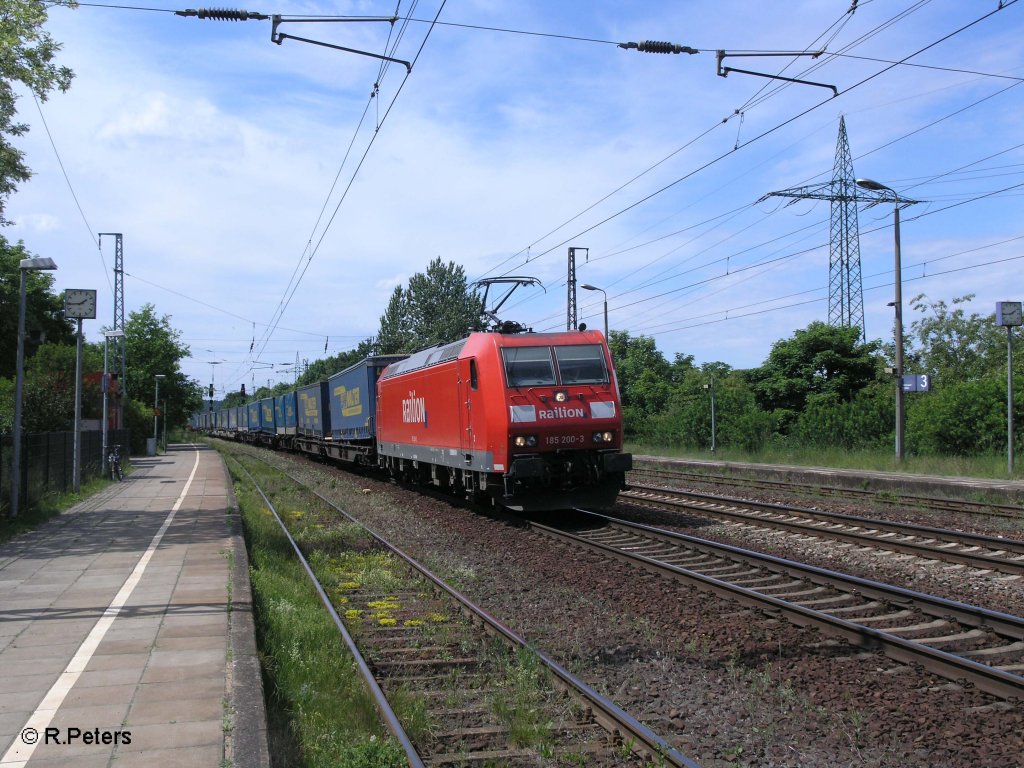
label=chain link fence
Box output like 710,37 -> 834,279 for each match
0,429 -> 131,516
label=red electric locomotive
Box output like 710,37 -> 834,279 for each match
375,329 -> 632,511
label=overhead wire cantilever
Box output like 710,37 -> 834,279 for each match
175,8 -> 413,71
716,50 -> 838,96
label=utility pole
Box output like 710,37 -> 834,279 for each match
99,233 -> 126,424
567,247 -> 587,331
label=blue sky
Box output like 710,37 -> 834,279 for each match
8,0 -> 1024,396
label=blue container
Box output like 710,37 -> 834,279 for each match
247,401 -> 259,431
258,397 -> 276,434
328,356 -> 406,441
275,391 -> 298,434
297,381 -> 331,438
236,405 -> 248,430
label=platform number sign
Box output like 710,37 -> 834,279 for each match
902,374 -> 931,392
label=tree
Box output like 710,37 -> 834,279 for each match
0,236 -> 74,380
375,258 -> 479,353
299,339 -> 375,384
646,366 -> 774,452
0,1 -> 75,224
607,331 -> 680,437
123,304 -> 203,448
746,322 -> 880,431
376,286 -> 412,354
406,258 -> 479,347
906,294 -> 1008,384
906,378 -> 1015,456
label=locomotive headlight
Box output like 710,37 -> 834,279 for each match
514,435 -> 538,447
554,390 -> 568,403
592,431 -> 614,443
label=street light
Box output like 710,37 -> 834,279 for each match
153,374 -> 166,455
580,284 -> 608,339
856,178 -> 919,463
10,257 -> 57,518
102,330 -> 126,476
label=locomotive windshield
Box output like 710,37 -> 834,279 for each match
554,345 -> 608,384
502,344 -> 609,387
502,347 -> 556,387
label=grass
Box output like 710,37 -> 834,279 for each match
627,441 -> 1022,480
484,644 -> 558,751
229,459 -> 409,768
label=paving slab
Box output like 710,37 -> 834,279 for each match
0,443 -> 268,768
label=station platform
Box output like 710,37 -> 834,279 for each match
635,454 -> 1024,502
0,444 -> 268,768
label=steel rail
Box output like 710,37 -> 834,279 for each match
630,465 -> 1024,519
536,510 -> 1024,701
237,450 -> 699,768
622,483 -> 1024,574
226,455 -> 425,767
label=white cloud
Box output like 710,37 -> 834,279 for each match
5,0 -> 1022,386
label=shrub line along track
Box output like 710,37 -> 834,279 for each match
228,452 -> 699,767
528,510 -> 1024,701
621,483 -> 1024,576
630,466 -> 1024,520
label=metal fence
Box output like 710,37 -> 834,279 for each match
0,429 -> 131,516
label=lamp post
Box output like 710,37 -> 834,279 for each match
580,284 -> 608,339
102,331 -> 126,476
10,257 -> 57,518
856,178 -> 918,463
153,374 -> 166,455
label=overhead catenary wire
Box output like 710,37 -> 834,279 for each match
36,1 -> 1024,384
495,1 -> 1022,341
524,174 -> 1024,337
241,1 -> 448,390
472,0 -> 942,284
476,0 -> 1018,301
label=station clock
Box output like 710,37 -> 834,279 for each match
64,288 -> 97,319
996,301 -> 1023,327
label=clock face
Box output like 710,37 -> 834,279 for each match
998,301 -> 1023,327
65,289 -> 97,319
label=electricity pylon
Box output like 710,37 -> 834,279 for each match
760,116 -> 866,340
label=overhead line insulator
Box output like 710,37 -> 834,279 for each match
175,8 -> 269,21
619,40 -> 699,55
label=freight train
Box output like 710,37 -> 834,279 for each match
195,328 -> 632,511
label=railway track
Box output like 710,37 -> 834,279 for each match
228,452 -> 698,767
630,466 -> 1024,520
527,510 -> 1024,701
620,483 -> 1024,576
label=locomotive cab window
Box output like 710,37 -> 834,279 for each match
554,345 -> 608,385
502,347 -> 556,387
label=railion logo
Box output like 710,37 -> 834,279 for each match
402,390 -> 427,425
538,406 -> 586,420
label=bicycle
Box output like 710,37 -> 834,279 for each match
109,445 -> 124,482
